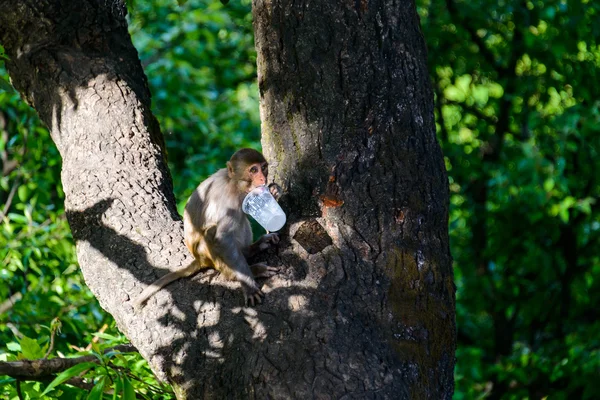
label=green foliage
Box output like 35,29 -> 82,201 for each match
129,0 -> 261,211
41,362 -> 100,396
1,326 -> 173,399
419,0 -> 600,398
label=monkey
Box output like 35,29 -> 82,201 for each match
133,148 -> 282,308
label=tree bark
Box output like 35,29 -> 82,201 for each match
0,0 -> 455,398
252,0 -> 455,397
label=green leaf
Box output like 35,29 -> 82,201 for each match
19,335 -> 45,359
17,185 -> 29,202
0,76 -> 14,92
6,342 -> 21,352
456,75 -> 472,93
92,332 -> 124,341
487,82 -> 504,98
41,361 -> 98,396
562,196 -> 576,209
0,377 -> 16,385
444,86 -> 465,102
112,377 -> 122,400
543,179 -> 555,193
122,376 -> 136,400
471,86 -> 489,105
559,207 -> 569,223
87,376 -> 106,400
103,350 -> 130,359
8,212 -> 28,224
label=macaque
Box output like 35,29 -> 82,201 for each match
134,148 -> 281,307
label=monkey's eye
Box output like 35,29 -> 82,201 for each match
261,164 -> 268,172
249,166 -> 258,174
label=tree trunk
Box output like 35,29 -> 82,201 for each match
252,0 -> 455,397
0,0 -> 455,398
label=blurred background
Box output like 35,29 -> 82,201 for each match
0,0 -> 598,398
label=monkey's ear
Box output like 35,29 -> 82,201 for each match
226,161 -> 234,178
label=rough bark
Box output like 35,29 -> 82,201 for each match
0,0 -> 455,398
252,0 -> 455,398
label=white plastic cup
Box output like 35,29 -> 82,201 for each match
242,185 -> 286,231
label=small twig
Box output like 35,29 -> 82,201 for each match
16,379 -> 24,400
0,291 -> 23,314
44,318 -> 61,359
0,175 -> 20,219
59,376 -> 95,391
6,322 -> 23,339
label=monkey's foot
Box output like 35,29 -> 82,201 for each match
250,262 -> 279,278
243,284 -> 264,307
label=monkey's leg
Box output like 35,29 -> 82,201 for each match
249,262 -> 279,278
215,258 -> 263,306
207,233 -> 265,306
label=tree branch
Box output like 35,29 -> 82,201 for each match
0,344 -> 137,378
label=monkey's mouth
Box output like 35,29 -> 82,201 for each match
247,184 -> 267,194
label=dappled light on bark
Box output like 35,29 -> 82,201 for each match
1,0 -> 455,398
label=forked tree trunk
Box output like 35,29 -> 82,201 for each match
0,0 -> 454,398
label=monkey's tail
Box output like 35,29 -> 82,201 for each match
132,260 -> 200,308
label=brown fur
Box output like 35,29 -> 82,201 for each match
133,149 -> 279,308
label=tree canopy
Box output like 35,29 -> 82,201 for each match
420,0 -> 600,397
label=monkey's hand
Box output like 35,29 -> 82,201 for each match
243,264 -> 279,305
258,232 -> 279,251
245,233 -> 280,258
268,183 -> 283,201
242,281 -> 264,307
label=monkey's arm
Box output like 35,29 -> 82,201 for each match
243,182 -> 283,257
132,260 -> 200,308
208,231 -> 265,306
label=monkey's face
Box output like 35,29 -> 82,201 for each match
245,162 -> 268,192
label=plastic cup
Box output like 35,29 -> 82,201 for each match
242,185 -> 286,231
